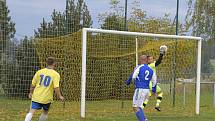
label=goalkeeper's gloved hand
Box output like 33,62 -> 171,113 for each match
160,47 -> 165,55
160,45 -> 167,55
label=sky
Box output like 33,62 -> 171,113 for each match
7,0 -> 189,39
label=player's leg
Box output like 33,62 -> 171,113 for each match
155,85 -> 163,111
39,110 -> 48,121
39,103 -> 51,121
133,89 -> 149,121
142,82 -> 152,108
133,107 -> 145,121
25,109 -> 36,121
25,101 -> 42,121
142,98 -> 149,108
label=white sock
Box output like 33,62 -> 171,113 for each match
25,113 -> 33,121
39,113 -> 48,121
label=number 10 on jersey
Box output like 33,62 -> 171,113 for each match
39,75 -> 51,87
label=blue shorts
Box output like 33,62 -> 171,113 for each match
31,101 -> 51,110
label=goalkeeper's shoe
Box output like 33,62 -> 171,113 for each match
155,106 -> 161,111
145,118 -> 148,121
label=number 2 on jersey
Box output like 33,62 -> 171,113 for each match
39,75 -> 51,87
145,70 -> 150,80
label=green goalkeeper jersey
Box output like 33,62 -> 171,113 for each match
148,61 -> 156,74
148,54 -> 164,74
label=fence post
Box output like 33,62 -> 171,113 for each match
214,83 -> 215,107
183,82 -> 186,106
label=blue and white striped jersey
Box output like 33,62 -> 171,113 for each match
125,64 -> 154,89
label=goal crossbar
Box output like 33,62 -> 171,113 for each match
83,28 -> 201,40
81,28 -> 202,118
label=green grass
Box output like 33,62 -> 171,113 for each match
89,113 -> 215,121
0,94 -> 215,121
1,81 -> 214,121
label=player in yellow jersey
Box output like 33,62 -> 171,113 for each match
25,57 -> 64,121
143,45 -> 167,111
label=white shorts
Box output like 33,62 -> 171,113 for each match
133,88 -> 150,107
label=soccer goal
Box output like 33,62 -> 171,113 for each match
81,28 -> 202,118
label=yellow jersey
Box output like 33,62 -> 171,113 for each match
31,68 -> 60,104
148,61 -> 156,74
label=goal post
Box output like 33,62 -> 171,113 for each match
81,28 -> 87,118
81,28 -> 202,118
196,39 -> 202,114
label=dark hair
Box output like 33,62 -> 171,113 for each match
46,57 -> 55,66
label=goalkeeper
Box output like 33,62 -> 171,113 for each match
142,45 -> 167,111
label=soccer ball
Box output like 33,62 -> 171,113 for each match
160,45 -> 168,52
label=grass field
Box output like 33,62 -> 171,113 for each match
1,97 -> 215,121
1,84 -> 215,121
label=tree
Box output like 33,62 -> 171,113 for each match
0,39 -> 18,97
35,0 -> 92,38
186,0 -> 215,73
0,0 -> 17,97
34,18 -> 50,38
1,36 -> 40,98
15,36 -> 40,98
0,0 -> 15,53
98,0 -> 178,34
98,0 -> 124,31
100,15 -> 124,31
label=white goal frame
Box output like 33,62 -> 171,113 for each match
81,28 -> 202,118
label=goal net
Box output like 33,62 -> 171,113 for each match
81,28 -> 202,119
0,28 -> 203,120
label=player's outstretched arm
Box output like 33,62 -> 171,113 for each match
155,45 -> 167,67
125,74 -> 132,85
125,67 -> 140,85
54,87 -> 65,101
155,54 -> 164,67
